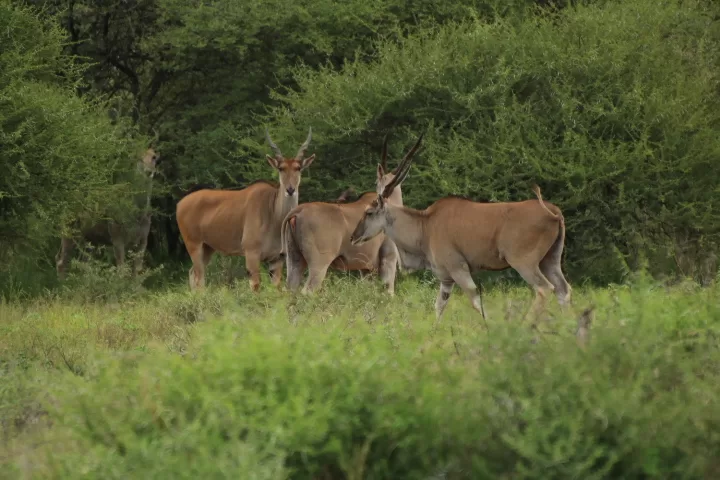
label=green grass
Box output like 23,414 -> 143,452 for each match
1,271 -> 719,479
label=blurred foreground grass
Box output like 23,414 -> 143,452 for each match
1,273 -> 719,479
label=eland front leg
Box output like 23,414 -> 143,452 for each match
379,238 -> 399,296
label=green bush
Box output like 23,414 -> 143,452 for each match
0,0 -> 146,286
266,0 -> 720,285
58,256 -> 164,304
23,280 -> 719,479
99,0 -> 543,191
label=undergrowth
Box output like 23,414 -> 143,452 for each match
0,273 -> 719,479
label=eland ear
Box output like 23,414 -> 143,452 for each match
377,163 -> 385,180
266,154 -> 279,169
300,153 -> 316,170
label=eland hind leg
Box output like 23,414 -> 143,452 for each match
284,219 -> 307,292
540,259 -> 572,309
539,225 -> 572,308
302,262 -> 330,295
268,257 -> 284,289
512,264 -> 555,326
507,227 -> 561,325
435,279 -> 455,321
188,243 -> 214,290
56,237 -> 75,280
131,218 -> 152,276
295,222 -> 338,295
285,253 -> 307,292
300,251 -> 334,295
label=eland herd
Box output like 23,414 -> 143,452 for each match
58,127 -> 574,324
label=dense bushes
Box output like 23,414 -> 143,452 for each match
6,280 -> 713,478
267,0 -> 720,284
0,1 -> 145,274
4,0 -> 717,287
2,0 -> 557,289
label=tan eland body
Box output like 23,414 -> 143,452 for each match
176,128 -> 315,291
281,134 -> 423,295
350,155 -> 572,325
56,147 -> 160,279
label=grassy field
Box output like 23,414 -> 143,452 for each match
1,268 -> 719,479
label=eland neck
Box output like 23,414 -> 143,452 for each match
386,185 -> 403,207
144,178 -> 154,210
273,186 -> 299,221
132,171 -> 155,215
383,204 -> 426,256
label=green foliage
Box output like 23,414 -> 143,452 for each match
268,0 -> 720,284
5,0 -> 720,287
1,279 -> 720,478
58,256 -> 164,304
6,0 -> 543,284
4,2 -> 720,477
0,0 -> 145,268
28,0 -> 539,186
160,0 -> 540,190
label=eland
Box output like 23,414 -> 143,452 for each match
176,127 -> 315,291
281,133 -> 423,295
349,153 -> 572,326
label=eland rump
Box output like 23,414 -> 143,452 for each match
349,156 -> 572,325
176,128 -> 315,291
281,133 -> 423,295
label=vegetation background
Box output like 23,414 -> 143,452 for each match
2,0 -> 719,292
1,0 -> 720,477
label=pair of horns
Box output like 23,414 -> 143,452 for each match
381,131 -> 424,198
265,127 -> 312,161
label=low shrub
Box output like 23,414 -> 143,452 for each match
24,280 -> 720,479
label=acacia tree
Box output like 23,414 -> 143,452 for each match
265,0 -> 720,284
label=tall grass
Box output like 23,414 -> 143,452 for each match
1,273 -> 719,479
